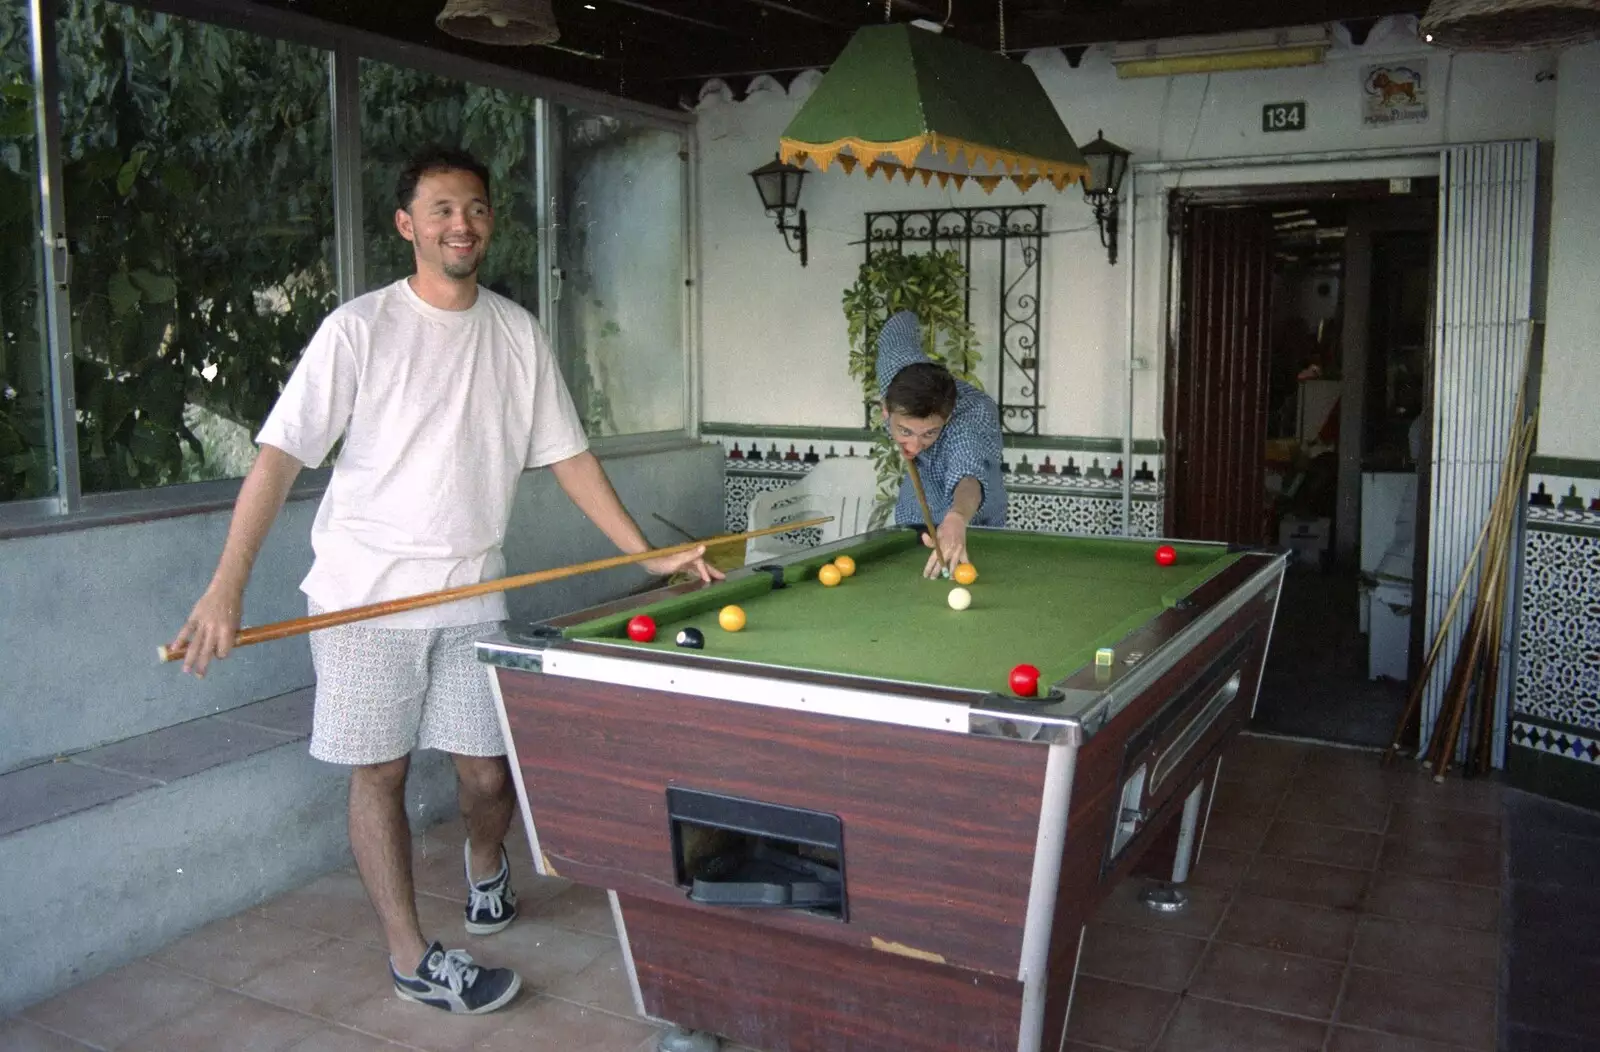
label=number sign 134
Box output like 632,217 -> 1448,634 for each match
1263,102 -> 1307,132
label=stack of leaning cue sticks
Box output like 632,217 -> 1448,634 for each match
1383,334 -> 1539,782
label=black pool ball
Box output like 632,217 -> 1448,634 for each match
675,627 -> 706,649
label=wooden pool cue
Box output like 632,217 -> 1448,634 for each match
904,457 -> 948,578
159,515 -> 833,663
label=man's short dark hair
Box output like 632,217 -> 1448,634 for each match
884,362 -> 957,420
396,146 -> 492,210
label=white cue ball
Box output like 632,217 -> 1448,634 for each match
947,586 -> 972,611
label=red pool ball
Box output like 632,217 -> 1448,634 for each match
1155,544 -> 1177,567
1009,663 -> 1042,697
626,615 -> 656,642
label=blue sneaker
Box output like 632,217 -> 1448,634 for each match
392,942 -> 521,1014
464,840 -> 518,936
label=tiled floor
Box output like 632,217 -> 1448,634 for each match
2,734 -> 1512,1052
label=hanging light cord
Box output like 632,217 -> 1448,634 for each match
998,0 -> 1006,52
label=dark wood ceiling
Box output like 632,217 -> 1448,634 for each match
250,0 -> 1427,108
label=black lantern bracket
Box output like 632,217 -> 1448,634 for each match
750,155 -> 809,267
1079,130 -> 1131,266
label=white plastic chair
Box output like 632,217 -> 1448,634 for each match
744,456 -> 882,565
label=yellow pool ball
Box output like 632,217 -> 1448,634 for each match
717,605 -> 747,632
832,555 -> 856,577
952,562 -> 978,585
817,563 -> 843,587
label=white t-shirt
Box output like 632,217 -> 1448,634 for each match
256,279 -> 589,628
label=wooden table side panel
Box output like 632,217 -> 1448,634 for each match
1037,597 -> 1276,1044
619,892 -> 1025,1052
499,671 -> 1049,975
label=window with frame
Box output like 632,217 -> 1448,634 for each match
55,5 -> 337,493
0,0 -> 52,504
359,59 -> 540,316
552,104 -> 687,438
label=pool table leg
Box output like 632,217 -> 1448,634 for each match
1138,774 -> 1213,914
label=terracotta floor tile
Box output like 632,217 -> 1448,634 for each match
1361,872 -> 1501,933
153,910 -> 329,988
0,1019 -> 98,1051
1220,735 -> 1311,780
1328,1026 -> 1484,1051
236,935 -> 395,1021
119,987 -> 323,1052
1351,916 -> 1500,989
1188,846 -> 1252,890
1337,968 -> 1497,1051
1240,855 -> 1370,911
1064,976 -> 1180,1051
1389,775 -> 1504,817
1153,997 -> 1327,1052
535,885 -> 621,938
20,960 -> 215,1049
257,871 -> 387,943
1201,809 -> 1275,853
471,996 -> 659,1052
1216,894 -> 1358,961
1088,878 -> 1232,939
1187,941 -> 1344,1019
335,987 -> 524,1052
469,919 -> 614,992
1387,801 -> 1502,849
1211,778 -> 1287,820
1378,835 -> 1502,888
284,1028 -> 415,1052
1262,820 -> 1383,870
544,946 -> 639,1016
1277,785 -> 1392,833
1078,922 -> 1208,992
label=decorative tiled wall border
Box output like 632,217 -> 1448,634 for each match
706,423 -> 1166,502
1511,720 -> 1600,767
1527,455 -> 1600,529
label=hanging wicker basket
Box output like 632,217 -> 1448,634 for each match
436,0 -> 559,46
1420,0 -> 1600,49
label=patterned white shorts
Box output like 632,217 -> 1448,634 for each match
306,603 -> 507,766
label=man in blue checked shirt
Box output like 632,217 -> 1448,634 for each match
876,309 -> 1008,578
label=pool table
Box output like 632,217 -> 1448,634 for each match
478,527 -> 1287,1052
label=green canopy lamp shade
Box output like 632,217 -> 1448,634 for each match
777,23 -> 1091,195
749,155 -> 809,266
1419,0 -> 1600,49
1079,130 -> 1132,264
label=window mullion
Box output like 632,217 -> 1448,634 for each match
330,43 -> 364,302
30,0 -> 81,514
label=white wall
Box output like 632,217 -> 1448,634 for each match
695,16 -> 1556,443
1539,42 -> 1600,460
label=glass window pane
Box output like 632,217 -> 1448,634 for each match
58,6 -> 335,492
359,60 -> 539,315
555,107 -> 686,437
0,1 -> 53,503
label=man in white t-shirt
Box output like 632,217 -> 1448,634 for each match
166,147 -> 719,1016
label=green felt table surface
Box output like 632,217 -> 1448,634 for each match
564,530 -> 1244,696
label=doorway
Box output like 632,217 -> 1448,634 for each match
1165,180 -> 1439,747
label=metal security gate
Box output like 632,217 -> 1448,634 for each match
1422,140 -> 1538,768
862,206 -> 1045,434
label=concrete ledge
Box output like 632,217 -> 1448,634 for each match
0,691 -> 457,1015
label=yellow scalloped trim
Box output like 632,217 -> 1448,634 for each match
779,132 -> 1088,192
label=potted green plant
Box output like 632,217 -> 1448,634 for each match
841,248 -> 982,525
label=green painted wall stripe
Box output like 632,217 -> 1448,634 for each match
1530,455 -> 1600,479
700,422 -> 1163,455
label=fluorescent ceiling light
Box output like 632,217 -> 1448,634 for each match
1110,26 -> 1330,78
